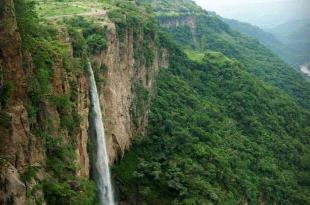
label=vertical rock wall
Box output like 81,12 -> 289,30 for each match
0,2 -> 169,203
91,17 -> 168,162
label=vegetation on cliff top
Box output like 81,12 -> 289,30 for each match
7,0 -> 310,204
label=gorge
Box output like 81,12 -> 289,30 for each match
0,0 -> 309,205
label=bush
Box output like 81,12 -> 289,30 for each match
45,135 -> 76,177
65,16 -> 108,55
0,82 -> 13,109
44,179 -> 97,205
86,34 -> 107,54
67,27 -> 87,57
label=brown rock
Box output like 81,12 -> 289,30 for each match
0,0 -> 26,101
0,160 -> 26,205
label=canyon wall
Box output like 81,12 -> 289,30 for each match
0,1 -> 168,204
91,15 -> 168,162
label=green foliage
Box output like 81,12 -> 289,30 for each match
35,1 -> 88,18
130,82 -> 150,126
184,50 -> 204,62
0,82 -> 13,109
114,36 -> 310,204
45,135 -> 76,177
222,18 -> 297,67
21,166 -> 39,183
51,94 -> 79,136
28,67 -> 53,106
14,1 -> 97,204
107,0 -> 158,67
43,135 -> 97,205
0,111 -> 11,145
44,178 -> 97,205
67,27 -> 87,57
270,19 -> 310,66
14,0 -> 38,44
138,0 -> 205,16
64,16 -> 107,55
86,34 -> 107,54
155,8 -> 310,109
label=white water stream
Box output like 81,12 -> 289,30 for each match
88,61 -> 115,205
300,64 -> 310,77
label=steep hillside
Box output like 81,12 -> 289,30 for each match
269,19 -> 310,67
113,0 -> 310,204
222,18 -> 295,67
114,36 -> 310,205
0,0 -> 167,204
139,0 -> 310,109
224,18 -> 310,68
1,0 -> 309,205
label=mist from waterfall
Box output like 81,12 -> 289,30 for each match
88,60 -> 115,205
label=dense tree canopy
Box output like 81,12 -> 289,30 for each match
114,43 -> 310,205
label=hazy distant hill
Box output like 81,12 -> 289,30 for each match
223,17 -> 310,68
270,19 -> 310,66
222,18 -> 293,65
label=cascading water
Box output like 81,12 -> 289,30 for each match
88,60 -> 115,205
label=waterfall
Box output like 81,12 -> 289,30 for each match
88,60 -> 115,205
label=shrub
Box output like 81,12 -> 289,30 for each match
44,179 -> 97,205
0,82 -> 13,109
67,27 -> 87,57
86,34 -> 107,54
65,16 -> 108,55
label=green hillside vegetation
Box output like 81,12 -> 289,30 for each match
11,0 -> 310,205
113,0 -> 310,204
144,0 -> 310,109
223,18 -> 310,68
114,36 -> 310,204
222,18 -> 296,67
184,49 -> 205,63
35,2 -> 88,17
270,19 -> 310,66
138,0 -> 205,16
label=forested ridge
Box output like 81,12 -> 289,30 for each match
137,0 -> 310,109
113,0 -> 310,204
1,0 -> 309,205
114,36 -> 310,205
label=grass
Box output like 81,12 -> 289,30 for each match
35,2 -> 89,17
184,49 -> 205,63
205,51 -> 233,66
34,0 -> 105,18
184,50 -> 231,66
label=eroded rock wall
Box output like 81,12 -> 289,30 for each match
0,2 -> 168,203
0,1 -> 90,203
91,16 -> 168,163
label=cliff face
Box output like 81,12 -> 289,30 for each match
158,15 -> 198,47
0,0 -> 34,203
92,16 -> 168,162
0,1 -> 167,203
0,1 -> 90,201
